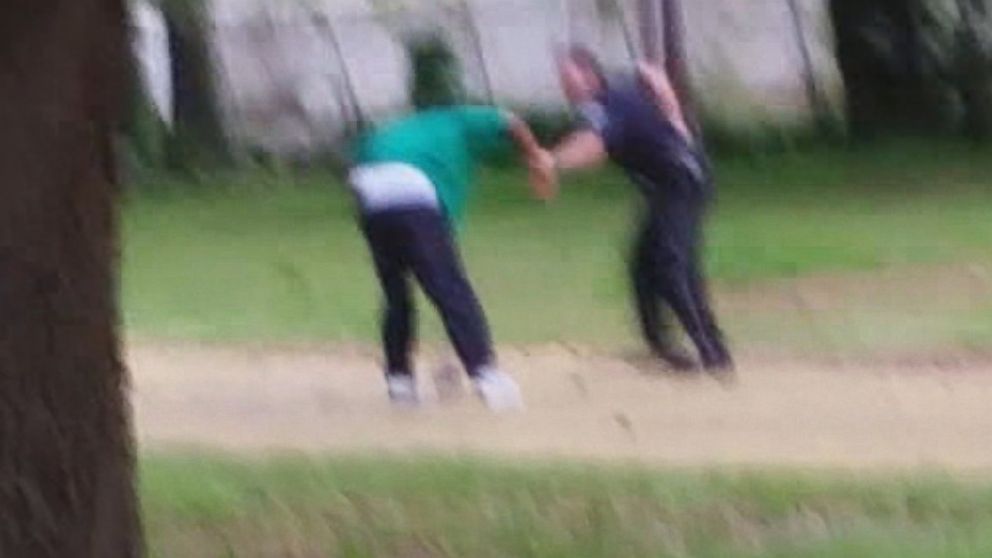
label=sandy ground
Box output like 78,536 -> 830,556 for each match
130,341 -> 992,471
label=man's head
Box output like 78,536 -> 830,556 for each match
408,34 -> 464,109
557,45 -> 607,104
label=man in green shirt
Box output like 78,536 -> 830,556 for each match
350,106 -> 553,410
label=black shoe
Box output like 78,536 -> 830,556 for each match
703,354 -> 736,382
653,346 -> 698,373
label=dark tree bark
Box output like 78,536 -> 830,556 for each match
162,0 -> 230,169
0,0 -> 142,556
123,48 -> 169,170
830,0 -> 956,137
638,0 -> 663,62
955,0 -> 992,140
785,0 -> 834,129
829,0 -> 880,136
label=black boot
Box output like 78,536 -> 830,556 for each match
701,344 -> 735,379
652,343 -> 699,372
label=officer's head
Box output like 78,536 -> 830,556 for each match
558,45 -> 607,104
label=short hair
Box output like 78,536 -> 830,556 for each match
564,44 -> 607,86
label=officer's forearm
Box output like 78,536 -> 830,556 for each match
551,131 -> 608,171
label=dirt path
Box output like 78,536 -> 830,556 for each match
131,341 -> 992,471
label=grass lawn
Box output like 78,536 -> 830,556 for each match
142,455 -> 992,557
122,141 -> 992,347
130,143 -> 992,557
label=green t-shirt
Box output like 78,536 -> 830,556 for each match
352,106 -> 511,224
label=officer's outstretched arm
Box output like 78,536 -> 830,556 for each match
636,61 -> 692,143
505,112 -> 558,201
549,130 -> 607,172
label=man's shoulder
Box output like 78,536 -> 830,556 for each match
579,79 -> 643,133
576,100 -> 610,133
604,76 -> 652,109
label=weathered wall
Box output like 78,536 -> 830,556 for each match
131,0 -> 844,156
684,0 -> 843,128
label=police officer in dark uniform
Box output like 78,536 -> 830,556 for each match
541,46 -> 732,373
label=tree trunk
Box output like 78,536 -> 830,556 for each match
162,0 -> 230,170
611,0 -> 640,63
0,0 -> 142,556
638,0 -> 663,62
830,0 -> 955,137
463,1 -> 496,104
784,0 -> 833,129
323,16 -> 367,131
123,51 -> 169,171
956,0 -> 992,140
829,0 -> 879,136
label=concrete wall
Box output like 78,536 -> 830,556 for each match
131,0 -> 844,156
684,0 -> 843,128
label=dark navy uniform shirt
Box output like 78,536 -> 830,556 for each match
577,76 -> 708,196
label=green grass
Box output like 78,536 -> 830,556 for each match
122,141 -> 992,346
142,454 -> 992,557
131,145 -> 992,556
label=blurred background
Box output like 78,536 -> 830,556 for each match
122,0 -> 992,556
127,0 -> 844,165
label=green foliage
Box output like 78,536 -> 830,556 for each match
698,115 -> 847,158
830,0 -> 992,139
953,0 -> 992,140
122,143 -> 992,350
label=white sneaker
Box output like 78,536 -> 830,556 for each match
386,375 -> 419,406
473,368 -> 524,411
